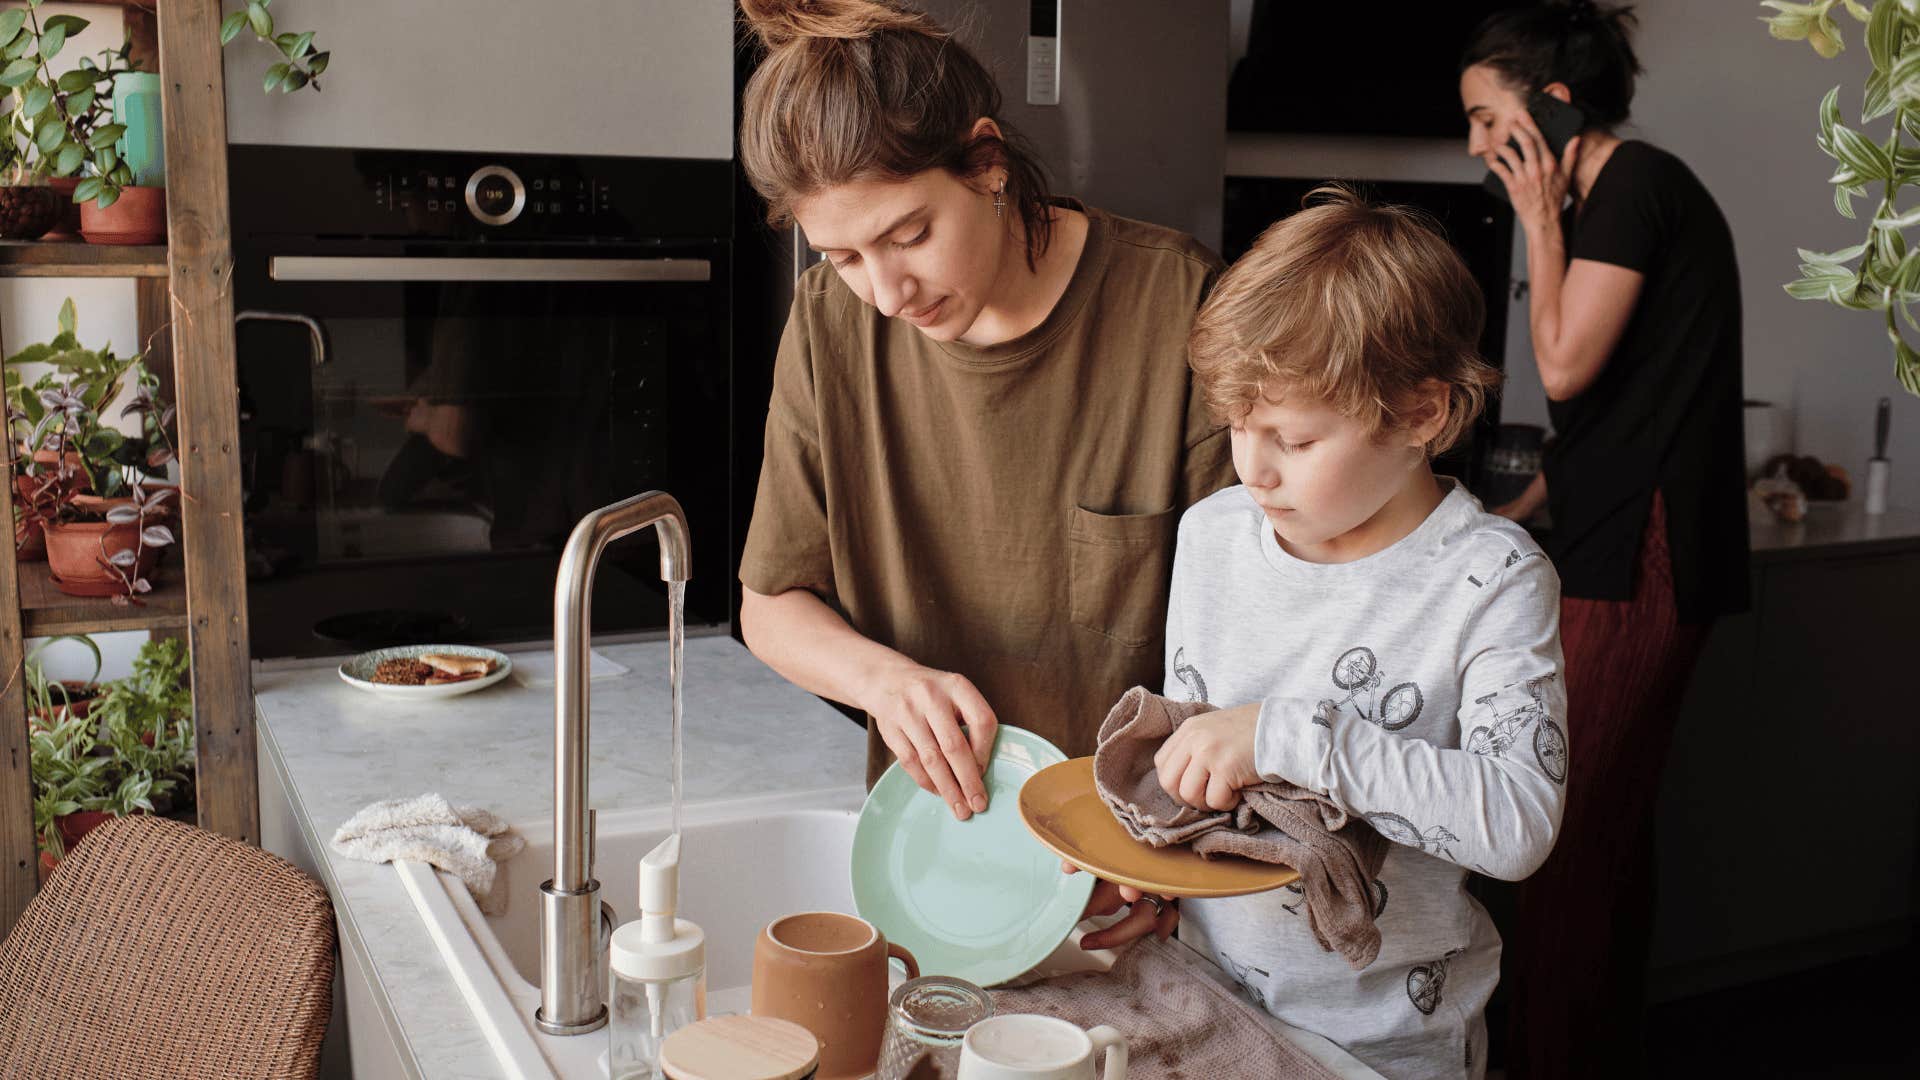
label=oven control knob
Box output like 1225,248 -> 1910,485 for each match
465,165 -> 525,226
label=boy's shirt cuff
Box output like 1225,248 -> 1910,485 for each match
1254,696 -> 1334,794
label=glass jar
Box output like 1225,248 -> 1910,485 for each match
875,975 -> 995,1080
610,966 -> 704,1080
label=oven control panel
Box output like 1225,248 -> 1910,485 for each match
232,146 -> 730,242
370,163 -> 613,228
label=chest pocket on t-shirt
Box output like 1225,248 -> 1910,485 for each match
1067,505 -> 1178,649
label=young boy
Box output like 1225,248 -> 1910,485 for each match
1157,187 -> 1566,1078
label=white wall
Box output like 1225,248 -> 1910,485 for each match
1628,0 -> 1916,504
221,0 -> 734,158
1227,0 -> 1920,510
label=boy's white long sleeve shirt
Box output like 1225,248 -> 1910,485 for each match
1166,481 -> 1567,1080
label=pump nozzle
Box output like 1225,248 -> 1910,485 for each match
639,834 -> 681,945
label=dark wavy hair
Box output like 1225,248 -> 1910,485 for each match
1460,1 -> 1643,130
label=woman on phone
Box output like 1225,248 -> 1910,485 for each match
1460,1 -> 1749,1074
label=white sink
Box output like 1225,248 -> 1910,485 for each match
398,786 -> 866,1079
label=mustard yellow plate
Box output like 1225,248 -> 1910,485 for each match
1017,757 -> 1301,899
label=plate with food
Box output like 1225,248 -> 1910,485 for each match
338,645 -> 512,700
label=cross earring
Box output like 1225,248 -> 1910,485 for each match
993,187 -> 1005,218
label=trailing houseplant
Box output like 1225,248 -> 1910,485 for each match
5,298 -> 178,600
29,637 -> 195,878
32,372 -> 178,601
1765,0 -> 1920,395
1,1 -> 328,226
220,1 -> 331,96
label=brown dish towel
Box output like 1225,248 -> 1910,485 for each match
1096,686 -> 1390,970
990,936 -> 1340,1080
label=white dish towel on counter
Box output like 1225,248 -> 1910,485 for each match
331,794 -> 524,914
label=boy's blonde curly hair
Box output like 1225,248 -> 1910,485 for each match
1189,184 -> 1502,456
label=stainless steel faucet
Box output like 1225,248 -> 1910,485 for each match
537,490 -> 690,1036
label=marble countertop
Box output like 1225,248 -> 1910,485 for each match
254,633 -> 867,1078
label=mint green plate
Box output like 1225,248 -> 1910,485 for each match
851,725 -> 1095,987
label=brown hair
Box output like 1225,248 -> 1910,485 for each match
738,0 -> 1054,267
1188,185 -> 1500,456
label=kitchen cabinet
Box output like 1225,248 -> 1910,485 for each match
1648,504 -> 1920,998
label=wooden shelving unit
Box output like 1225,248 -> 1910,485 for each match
15,561 -> 189,637
0,240 -> 170,277
1,0 -> 252,933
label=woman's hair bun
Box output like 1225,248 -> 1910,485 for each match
739,0 -> 942,50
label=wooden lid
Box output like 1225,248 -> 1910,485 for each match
659,1016 -> 820,1080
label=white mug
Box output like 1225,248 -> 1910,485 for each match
958,1014 -> 1128,1080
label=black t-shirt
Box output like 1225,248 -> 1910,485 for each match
1545,140 -> 1750,623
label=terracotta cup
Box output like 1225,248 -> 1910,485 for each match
752,911 -> 918,1080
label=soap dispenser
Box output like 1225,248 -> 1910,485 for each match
609,834 -> 707,1080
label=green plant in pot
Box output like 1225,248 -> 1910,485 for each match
16,316 -> 179,602
24,633 -> 107,731
0,88 -> 57,239
0,6 -> 159,242
33,369 -> 178,602
4,296 -> 160,577
30,637 -> 195,879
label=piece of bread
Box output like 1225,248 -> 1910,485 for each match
426,671 -> 485,685
420,653 -> 493,677
373,658 -> 434,686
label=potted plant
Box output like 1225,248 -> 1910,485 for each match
90,636 -> 195,812
5,298 -> 128,559
36,388 -> 177,601
24,633 -> 107,730
0,107 -> 56,239
0,7 -> 148,240
30,637 -> 194,879
29,708 -> 113,880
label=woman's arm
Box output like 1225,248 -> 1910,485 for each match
1492,471 -> 1548,523
1493,121 -> 1647,401
740,585 -> 998,820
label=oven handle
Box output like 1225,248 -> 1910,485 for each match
267,256 -> 712,283
235,310 -> 330,367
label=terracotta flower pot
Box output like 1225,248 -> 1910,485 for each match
80,185 -> 166,245
44,176 -> 83,239
40,517 -> 161,597
27,681 -> 104,731
0,184 -> 60,240
55,810 -> 118,853
38,809 -> 140,881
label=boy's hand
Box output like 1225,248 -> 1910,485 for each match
1154,704 -> 1261,811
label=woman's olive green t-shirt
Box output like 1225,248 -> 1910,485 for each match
740,205 -> 1236,782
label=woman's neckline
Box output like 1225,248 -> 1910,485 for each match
934,199 -> 1109,369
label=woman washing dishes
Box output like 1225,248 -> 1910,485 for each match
1460,2 -> 1750,1073
733,0 -> 1235,951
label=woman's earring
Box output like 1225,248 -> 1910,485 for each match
993,187 -> 1005,218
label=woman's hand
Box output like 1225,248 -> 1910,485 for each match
1063,861 -> 1178,949
862,661 -> 998,821
1488,114 -> 1581,236
1154,705 -> 1261,812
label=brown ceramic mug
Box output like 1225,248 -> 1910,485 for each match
752,911 -> 919,1080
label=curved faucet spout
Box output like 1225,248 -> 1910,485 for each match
537,490 -> 690,1036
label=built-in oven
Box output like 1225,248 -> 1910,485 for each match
230,146 -> 733,658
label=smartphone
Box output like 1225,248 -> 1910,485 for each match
1483,91 -> 1587,202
